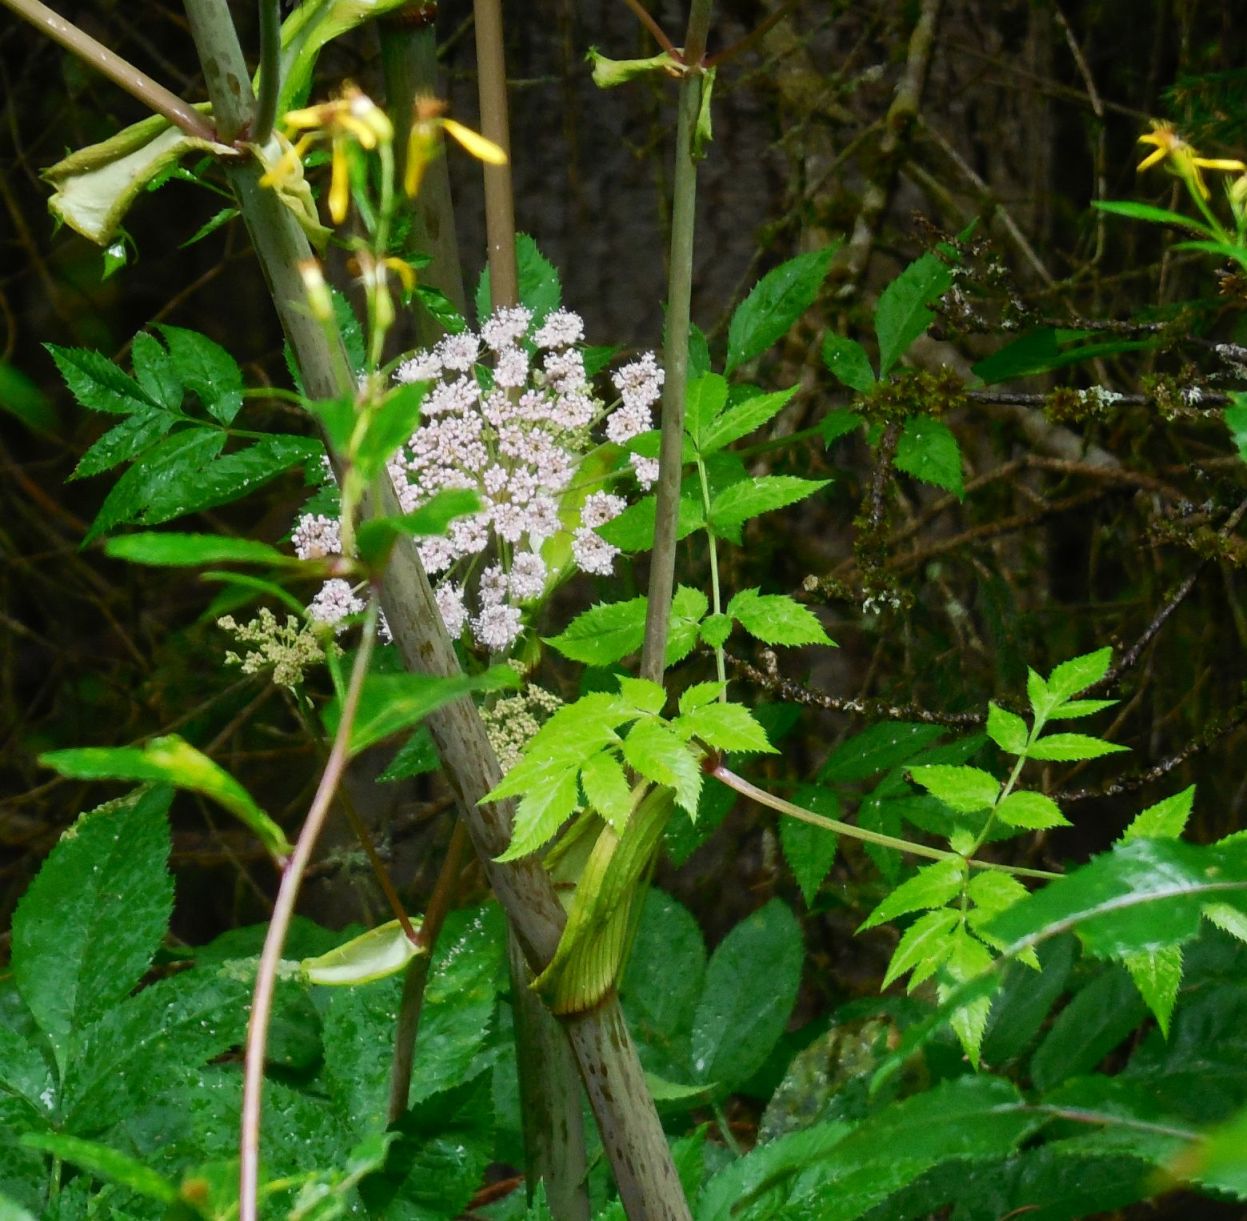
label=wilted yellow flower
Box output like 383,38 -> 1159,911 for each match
261,83 -> 394,224
1137,119 -> 1246,200
404,97 -> 507,199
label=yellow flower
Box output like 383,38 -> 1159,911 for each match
1137,119 -> 1246,200
261,84 -> 394,224
404,97 -> 507,199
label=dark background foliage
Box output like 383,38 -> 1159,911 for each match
4,0 -> 1247,1091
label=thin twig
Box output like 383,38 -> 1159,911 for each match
0,0 -> 220,142
621,0 -> 679,58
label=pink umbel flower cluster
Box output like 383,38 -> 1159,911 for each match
294,305 -> 664,652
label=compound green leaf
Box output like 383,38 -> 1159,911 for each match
780,784 -> 841,906
819,722 -> 945,781
875,252 -> 952,376
71,408 -> 177,481
1046,648 -> 1113,700
1027,733 -> 1127,762
860,857 -> 965,931
684,372 -> 729,451
10,787 -> 173,1073
727,587 -> 832,646
155,325 -> 243,424
709,475 -> 829,533
623,718 -> 701,816
580,750 -> 634,832
995,790 -> 1070,830
1121,786 -> 1195,843
725,244 -> 839,375
690,899 -> 803,1088
986,702 -> 1029,755
46,344 -> 159,415
821,333 -> 876,392
1123,944 -> 1183,1037
41,735 -> 291,862
881,906 -> 959,991
894,415 -> 963,497
908,764 -> 1000,814
674,700 -> 776,756
699,386 -> 798,454
544,596 -> 648,664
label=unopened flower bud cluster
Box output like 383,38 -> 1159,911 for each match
218,608 -> 326,689
481,678 -> 563,772
294,304 -> 663,653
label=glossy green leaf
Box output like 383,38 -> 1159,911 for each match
71,408 -> 178,480
675,700 -> 776,756
1029,965 -> 1146,1091
940,927 -> 995,1066
61,965 -> 249,1132
1047,648 -> 1113,700
725,244 -> 839,375
709,475 -> 829,532
908,764 -> 999,814
1027,733 -> 1127,761
378,725 -> 439,782
597,486 -> 705,551
139,433 -> 322,524
881,906 -> 959,991
155,324 -> 243,424
860,857 -> 964,931
19,1133 -> 178,1204
85,428 -> 224,543
10,788 -> 173,1074
780,784 -> 841,906
699,386 -> 798,454
545,596 -> 647,664
684,373 -> 729,450
668,584 -> 710,664
727,587 -> 832,646
46,343 -> 159,415
690,899 -> 803,1087
995,790 -> 1070,829
981,935 -> 1076,1065
325,665 -> 519,758
894,415 -> 964,497
986,702 -> 1029,754
678,681 -> 725,714
1122,786 -> 1195,842
875,252 -> 953,376
104,531 -> 300,568
497,767 -> 581,861
971,326 -> 1155,383
988,838 -> 1247,959
580,751 -> 634,832
41,735 -> 291,861
355,488 -> 481,568
1124,944 -> 1183,1036
301,920 -> 423,986
623,717 -> 702,816
819,722 -> 945,781
129,331 -> 181,409
821,333 -> 875,392
354,380 -> 427,479
820,408 -> 862,446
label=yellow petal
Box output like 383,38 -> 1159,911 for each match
328,139 -> 350,224
1136,147 -> 1167,172
440,118 -> 507,165
1193,157 -> 1247,172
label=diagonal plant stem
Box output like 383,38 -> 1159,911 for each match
640,0 -> 715,686
713,763 -> 1060,881
2,0 -> 220,142
240,604 -> 380,1220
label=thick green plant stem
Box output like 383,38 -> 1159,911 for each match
640,0 -> 714,685
0,0 -> 218,141
508,937 -> 591,1221
254,0 -> 281,144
